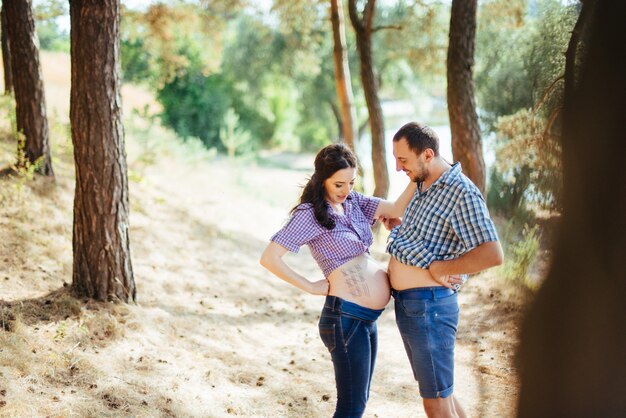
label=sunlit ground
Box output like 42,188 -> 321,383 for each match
0,51 -> 525,417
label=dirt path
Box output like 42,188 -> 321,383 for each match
123,154 -> 524,417
1,46 -> 524,413
0,149 -> 523,417
0,142 -> 524,417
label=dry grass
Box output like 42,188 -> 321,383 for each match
0,51 -> 525,417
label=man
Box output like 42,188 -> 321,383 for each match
385,122 -> 503,418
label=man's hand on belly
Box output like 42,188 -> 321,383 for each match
429,261 -> 465,289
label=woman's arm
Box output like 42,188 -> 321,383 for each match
259,242 -> 329,295
374,180 -> 417,219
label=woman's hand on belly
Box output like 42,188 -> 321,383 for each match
308,279 -> 330,296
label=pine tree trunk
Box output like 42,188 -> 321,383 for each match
1,6 -> 13,95
517,1 -> 626,416
3,0 -> 53,176
447,0 -> 484,194
348,0 -> 389,198
330,0 -> 356,150
69,0 -> 135,302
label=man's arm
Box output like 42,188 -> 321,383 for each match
374,180 -> 417,219
428,241 -> 503,281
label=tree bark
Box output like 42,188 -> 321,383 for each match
348,0 -> 389,198
517,1 -> 626,416
1,6 -> 13,95
69,0 -> 135,302
329,99 -> 343,140
330,0 -> 357,150
447,0 -> 484,194
3,0 -> 53,176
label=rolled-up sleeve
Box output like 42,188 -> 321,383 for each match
449,190 -> 499,250
270,207 -> 322,252
351,191 -> 382,224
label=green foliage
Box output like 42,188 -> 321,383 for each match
476,0 -> 577,127
33,0 -> 70,52
374,0 -> 450,95
120,3 -> 229,86
157,67 -> 233,150
495,109 -> 562,210
502,224 -> 542,290
487,166 -> 532,221
220,108 -> 252,158
221,12 -> 333,151
1,96 -> 42,185
120,37 -> 155,84
13,132 -> 44,181
478,0 -> 577,216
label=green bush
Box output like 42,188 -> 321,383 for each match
502,224 -> 542,290
120,37 -> 155,84
478,0 -> 577,216
157,69 -> 233,150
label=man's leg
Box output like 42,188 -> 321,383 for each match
452,395 -> 467,418
422,395 -> 466,418
393,289 -> 460,417
423,397 -> 457,418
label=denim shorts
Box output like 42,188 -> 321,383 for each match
392,287 -> 459,399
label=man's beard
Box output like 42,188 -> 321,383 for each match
411,166 -> 428,184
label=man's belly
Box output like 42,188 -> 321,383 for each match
327,254 -> 390,310
387,257 -> 439,290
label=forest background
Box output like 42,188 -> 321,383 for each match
0,0 -> 584,416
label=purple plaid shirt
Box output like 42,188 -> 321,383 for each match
271,191 -> 381,277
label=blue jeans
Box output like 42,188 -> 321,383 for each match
318,296 -> 383,418
393,287 -> 459,399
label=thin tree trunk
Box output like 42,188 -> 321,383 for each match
447,0 -> 484,194
1,6 -> 13,95
517,1 -> 626,416
3,0 -> 53,176
329,100 -> 343,140
330,0 -> 356,150
70,0 -> 135,302
348,0 -> 389,198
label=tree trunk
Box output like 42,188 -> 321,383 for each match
3,0 -> 53,176
329,99 -> 343,140
516,1 -> 626,416
330,0 -> 357,150
447,0 -> 484,194
1,6 -> 13,95
348,0 -> 389,198
69,0 -> 135,302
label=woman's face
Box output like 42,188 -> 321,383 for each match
323,167 -> 356,206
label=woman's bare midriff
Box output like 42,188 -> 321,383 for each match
387,257 -> 440,290
327,254 -> 390,310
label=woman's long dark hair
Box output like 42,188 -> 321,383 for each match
291,143 -> 357,229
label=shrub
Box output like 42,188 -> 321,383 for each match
502,224 -> 542,289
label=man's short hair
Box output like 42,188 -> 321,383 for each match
393,122 -> 440,156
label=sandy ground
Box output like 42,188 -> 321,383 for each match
0,151 -> 524,417
0,52 -> 525,417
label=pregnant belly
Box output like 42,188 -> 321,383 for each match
327,254 -> 391,310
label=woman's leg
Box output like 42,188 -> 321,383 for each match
320,312 -> 375,418
366,321 -> 379,398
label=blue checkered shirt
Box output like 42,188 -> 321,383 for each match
386,162 -> 499,268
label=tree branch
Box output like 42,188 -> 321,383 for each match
372,24 -> 402,32
532,75 -> 565,114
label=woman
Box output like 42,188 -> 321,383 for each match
260,143 -> 416,418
